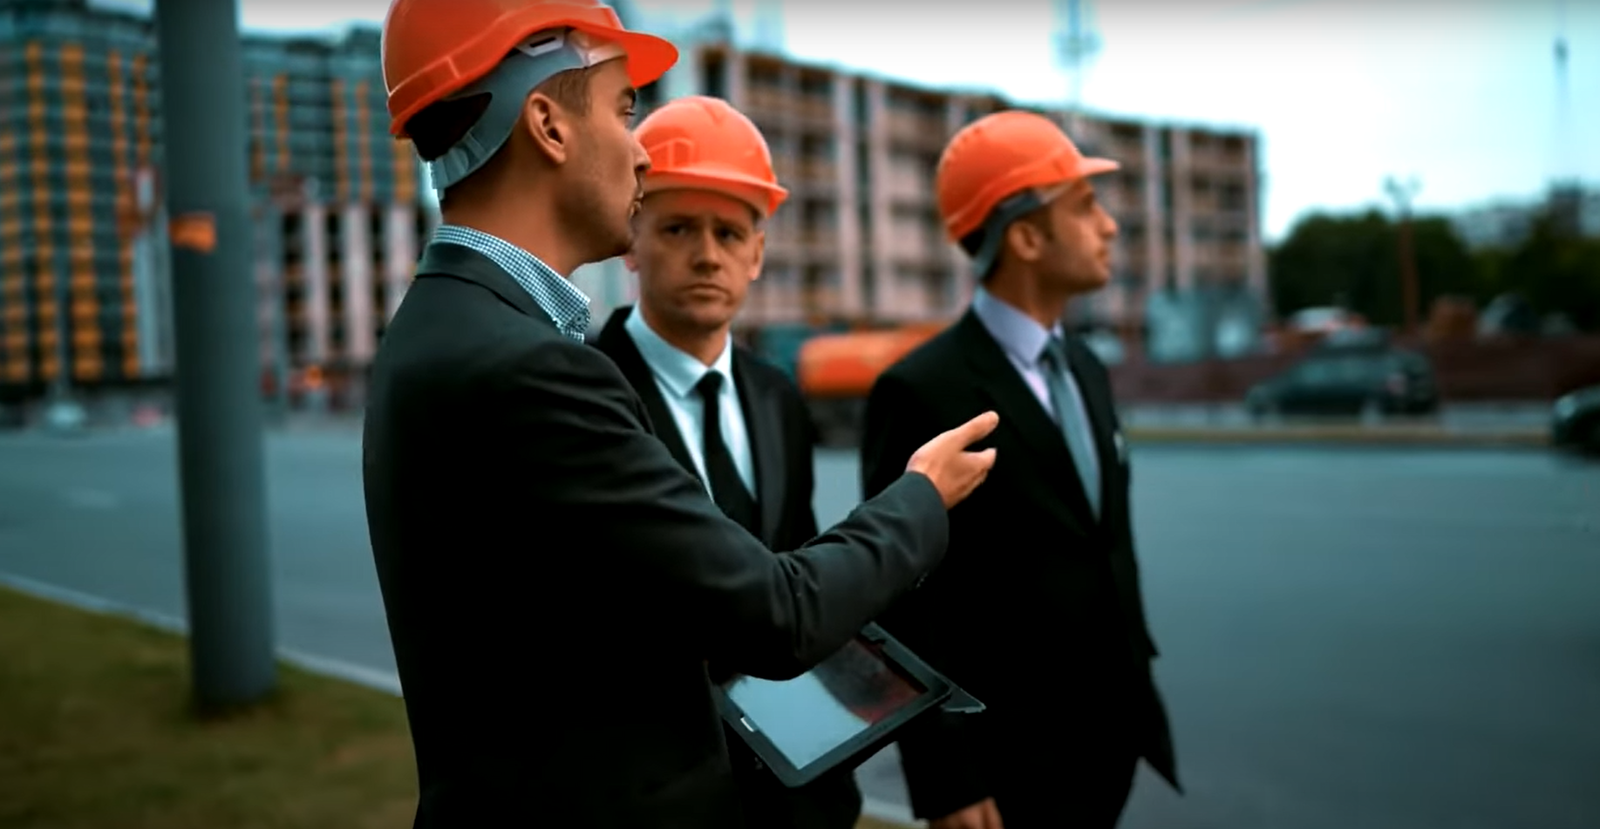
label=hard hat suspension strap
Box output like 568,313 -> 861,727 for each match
968,184 -> 1068,277
425,27 -> 624,197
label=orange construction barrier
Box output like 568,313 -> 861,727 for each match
796,324 -> 947,399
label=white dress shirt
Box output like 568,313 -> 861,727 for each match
624,306 -> 757,496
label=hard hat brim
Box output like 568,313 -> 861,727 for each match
600,27 -> 679,91
643,169 -> 789,218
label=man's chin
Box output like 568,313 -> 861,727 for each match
598,229 -> 634,262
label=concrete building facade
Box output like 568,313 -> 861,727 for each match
1,0 -> 1263,395
588,39 -> 1269,354
0,0 -> 433,399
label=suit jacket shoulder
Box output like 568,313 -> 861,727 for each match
735,345 -> 809,411
877,323 -> 969,393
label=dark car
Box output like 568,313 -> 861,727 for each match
1246,347 -> 1439,419
1551,385 -> 1600,456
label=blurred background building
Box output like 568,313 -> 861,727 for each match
0,0 -> 1264,403
0,0 -> 436,408
626,40 -> 1268,359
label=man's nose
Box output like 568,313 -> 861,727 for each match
690,228 -> 720,267
631,136 -> 651,177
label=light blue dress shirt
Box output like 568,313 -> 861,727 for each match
970,286 -> 1101,497
624,306 -> 757,496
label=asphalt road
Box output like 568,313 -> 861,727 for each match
2,425 -> 1598,829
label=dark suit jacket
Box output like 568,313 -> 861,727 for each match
590,306 -> 863,829
860,309 -> 1179,822
362,242 -> 949,829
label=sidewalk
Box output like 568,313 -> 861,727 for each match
5,401 -> 1555,451
1119,402 -> 1551,446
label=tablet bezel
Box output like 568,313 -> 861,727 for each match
712,622 -> 955,789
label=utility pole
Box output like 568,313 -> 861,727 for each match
153,0 -> 277,712
1054,0 -> 1102,137
1384,175 -> 1422,338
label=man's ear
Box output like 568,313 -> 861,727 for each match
522,92 -> 570,165
749,228 -> 765,283
623,251 -> 638,272
1004,220 -> 1043,264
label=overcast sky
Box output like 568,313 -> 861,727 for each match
104,0 -> 1600,242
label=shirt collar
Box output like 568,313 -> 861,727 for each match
972,285 -> 1063,367
430,224 -> 591,339
624,305 -> 735,400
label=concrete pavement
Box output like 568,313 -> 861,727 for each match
2,429 -> 1599,828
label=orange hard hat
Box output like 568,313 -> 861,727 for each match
382,0 -> 678,138
634,96 -> 788,218
935,110 -> 1118,271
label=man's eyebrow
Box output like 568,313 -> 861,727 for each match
620,87 -> 637,106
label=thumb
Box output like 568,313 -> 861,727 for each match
952,410 -> 1000,446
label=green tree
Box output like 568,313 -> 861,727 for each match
1268,209 -> 1477,326
1500,211 -> 1600,331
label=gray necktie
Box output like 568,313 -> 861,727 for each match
1039,336 -> 1101,517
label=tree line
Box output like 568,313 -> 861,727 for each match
1267,203 -> 1600,333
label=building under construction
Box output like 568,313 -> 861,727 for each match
588,38 -> 1268,368
0,0 -> 1264,403
0,0 -> 433,403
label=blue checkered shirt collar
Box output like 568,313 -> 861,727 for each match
429,224 -> 591,341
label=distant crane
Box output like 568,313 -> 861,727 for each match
1053,0 -> 1102,133
1553,0 -> 1574,187
751,0 -> 784,53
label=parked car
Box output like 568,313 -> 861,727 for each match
1246,347 -> 1440,419
1551,385 -> 1600,456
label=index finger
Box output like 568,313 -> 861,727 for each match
984,797 -> 1004,829
948,410 -> 999,446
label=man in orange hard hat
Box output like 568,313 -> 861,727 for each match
363,1 -> 1002,827
590,95 -> 863,829
862,110 -> 1180,829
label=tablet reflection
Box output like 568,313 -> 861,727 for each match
725,639 -> 924,769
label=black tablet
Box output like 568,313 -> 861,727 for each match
712,623 -> 975,788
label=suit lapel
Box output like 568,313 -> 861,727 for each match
592,307 -> 701,482
955,310 -> 1099,531
733,349 -> 785,544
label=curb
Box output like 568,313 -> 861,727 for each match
0,572 -> 403,696
0,572 -> 924,828
1123,426 -> 1550,447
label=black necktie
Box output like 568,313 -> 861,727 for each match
694,371 -> 759,536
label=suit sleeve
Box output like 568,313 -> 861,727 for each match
502,338 -> 949,681
861,370 -> 996,821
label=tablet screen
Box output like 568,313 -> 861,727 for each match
724,637 -> 928,769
